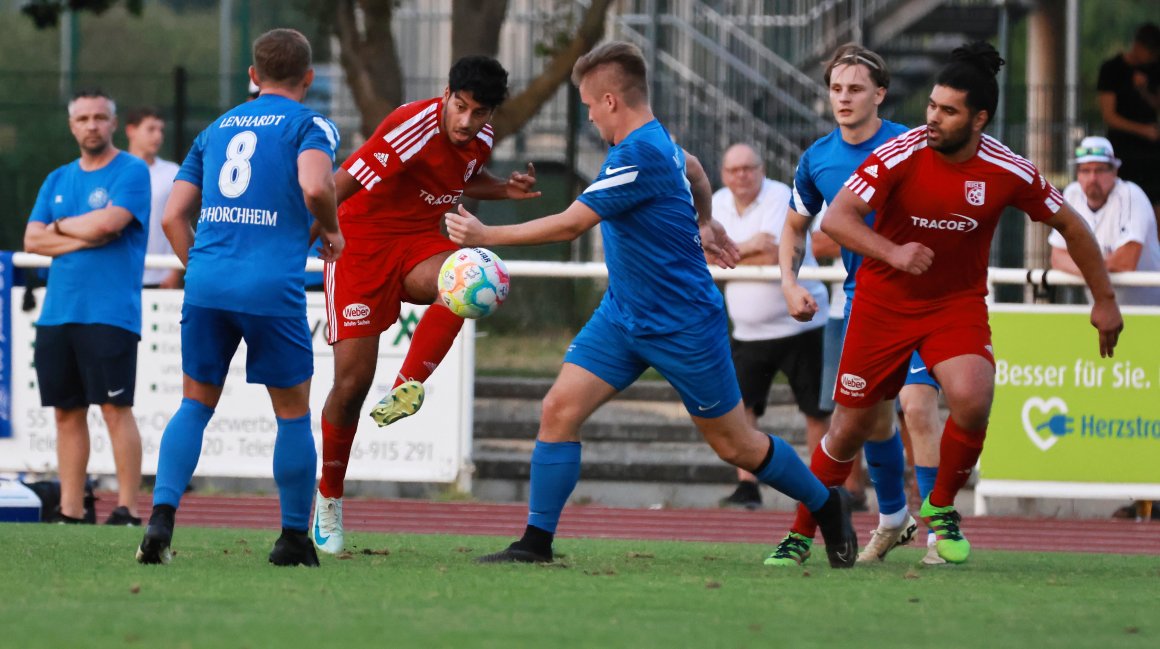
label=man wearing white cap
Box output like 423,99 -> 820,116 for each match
1050,135 -> 1160,305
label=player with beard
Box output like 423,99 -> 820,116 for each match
770,44 -> 944,568
812,42 -> 1122,564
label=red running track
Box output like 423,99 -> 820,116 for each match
99,494 -> 1160,555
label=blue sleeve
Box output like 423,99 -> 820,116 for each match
28,171 -> 57,224
175,130 -> 207,187
299,114 -> 340,161
108,158 -> 152,226
791,150 -> 823,217
577,141 -> 656,220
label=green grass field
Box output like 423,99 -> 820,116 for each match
2,525 -> 1155,649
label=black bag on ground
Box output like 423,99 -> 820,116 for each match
22,480 -> 97,523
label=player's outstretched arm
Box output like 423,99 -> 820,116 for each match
445,201 -> 600,247
161,180 -> 202,267
1044,205 -> 1123,357
780,208 -> 819,322
464,163 -> 541,201
299,149 -> 344,262
823,187 -> 933,275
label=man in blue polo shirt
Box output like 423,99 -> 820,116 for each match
24,88 -> 150,527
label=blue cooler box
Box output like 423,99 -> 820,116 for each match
0,480 -> 42,522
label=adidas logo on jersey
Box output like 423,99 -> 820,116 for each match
349,158 -> 382,191
863,164 -> 878,178
374,152 -> 390,167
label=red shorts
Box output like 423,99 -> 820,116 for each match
834,296 -> 994,408
324,231 -> 458,343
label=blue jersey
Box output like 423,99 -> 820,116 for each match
29,151 -> 150,334
791,120 -> 908,300
577,120 -> 723,335
177,94 -> 339,317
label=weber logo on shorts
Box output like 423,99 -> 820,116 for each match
839,373 -> 866,397
342,303 -> 371,326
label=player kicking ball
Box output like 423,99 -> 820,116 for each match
812,42 -> 1121,564
312,56 -> 540,555
446,41 -> 858,568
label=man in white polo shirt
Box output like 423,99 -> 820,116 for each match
125,107 -> 182,288
1050,135 -> 1160,306
712,143 -> 832,509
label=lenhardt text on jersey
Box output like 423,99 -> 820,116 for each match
218,114 -> 287,129
199,206 -> 278,226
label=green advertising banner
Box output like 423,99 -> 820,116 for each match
984,306 -> 1160,484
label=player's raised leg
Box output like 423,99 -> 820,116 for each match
476,362 -> 618,563
923,353 -> 994,564
369,250 -> 462,426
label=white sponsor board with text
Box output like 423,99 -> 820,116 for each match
0,289 -> 474,484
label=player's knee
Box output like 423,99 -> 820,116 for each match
712,441 -> 748,467
952,401 -> 991,431
902,401 -> 938,435
539,393 -> 583,438
331,372 -> 373,406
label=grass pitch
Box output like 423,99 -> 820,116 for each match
2,525 -> 1155,649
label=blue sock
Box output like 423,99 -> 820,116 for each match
153,398 -> 215,508
273,413 -> 317,531
754,435 -> 828,511
865,430 -> 907,516
527,440 -> 582,533
915,465 -> 939,503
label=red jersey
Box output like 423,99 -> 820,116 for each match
339,96 -> 494,238
844,127 -> 1063,310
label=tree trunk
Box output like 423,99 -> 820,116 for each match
488,0 -> 615,145
451,0 -> 510,62
332,0 -> 615,143
334,0 -> 405,139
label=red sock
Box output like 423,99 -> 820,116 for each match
319,417 -> 358,499
393,303 -> 463,388
790,440 -> 856,538
929,418 -> 987,507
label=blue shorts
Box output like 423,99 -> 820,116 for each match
565,306 -> 741,419
818,316 -> 844,412
181,304 -> 313,389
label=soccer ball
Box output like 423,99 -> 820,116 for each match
438,247 -> 510,319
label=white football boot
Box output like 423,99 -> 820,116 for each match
311,490 -> 345,554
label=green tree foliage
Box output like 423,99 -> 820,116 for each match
20,0 -> 144,28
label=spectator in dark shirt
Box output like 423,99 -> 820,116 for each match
1097,23 -> 1160,211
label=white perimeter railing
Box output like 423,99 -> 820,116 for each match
13,252 -> 1160,296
